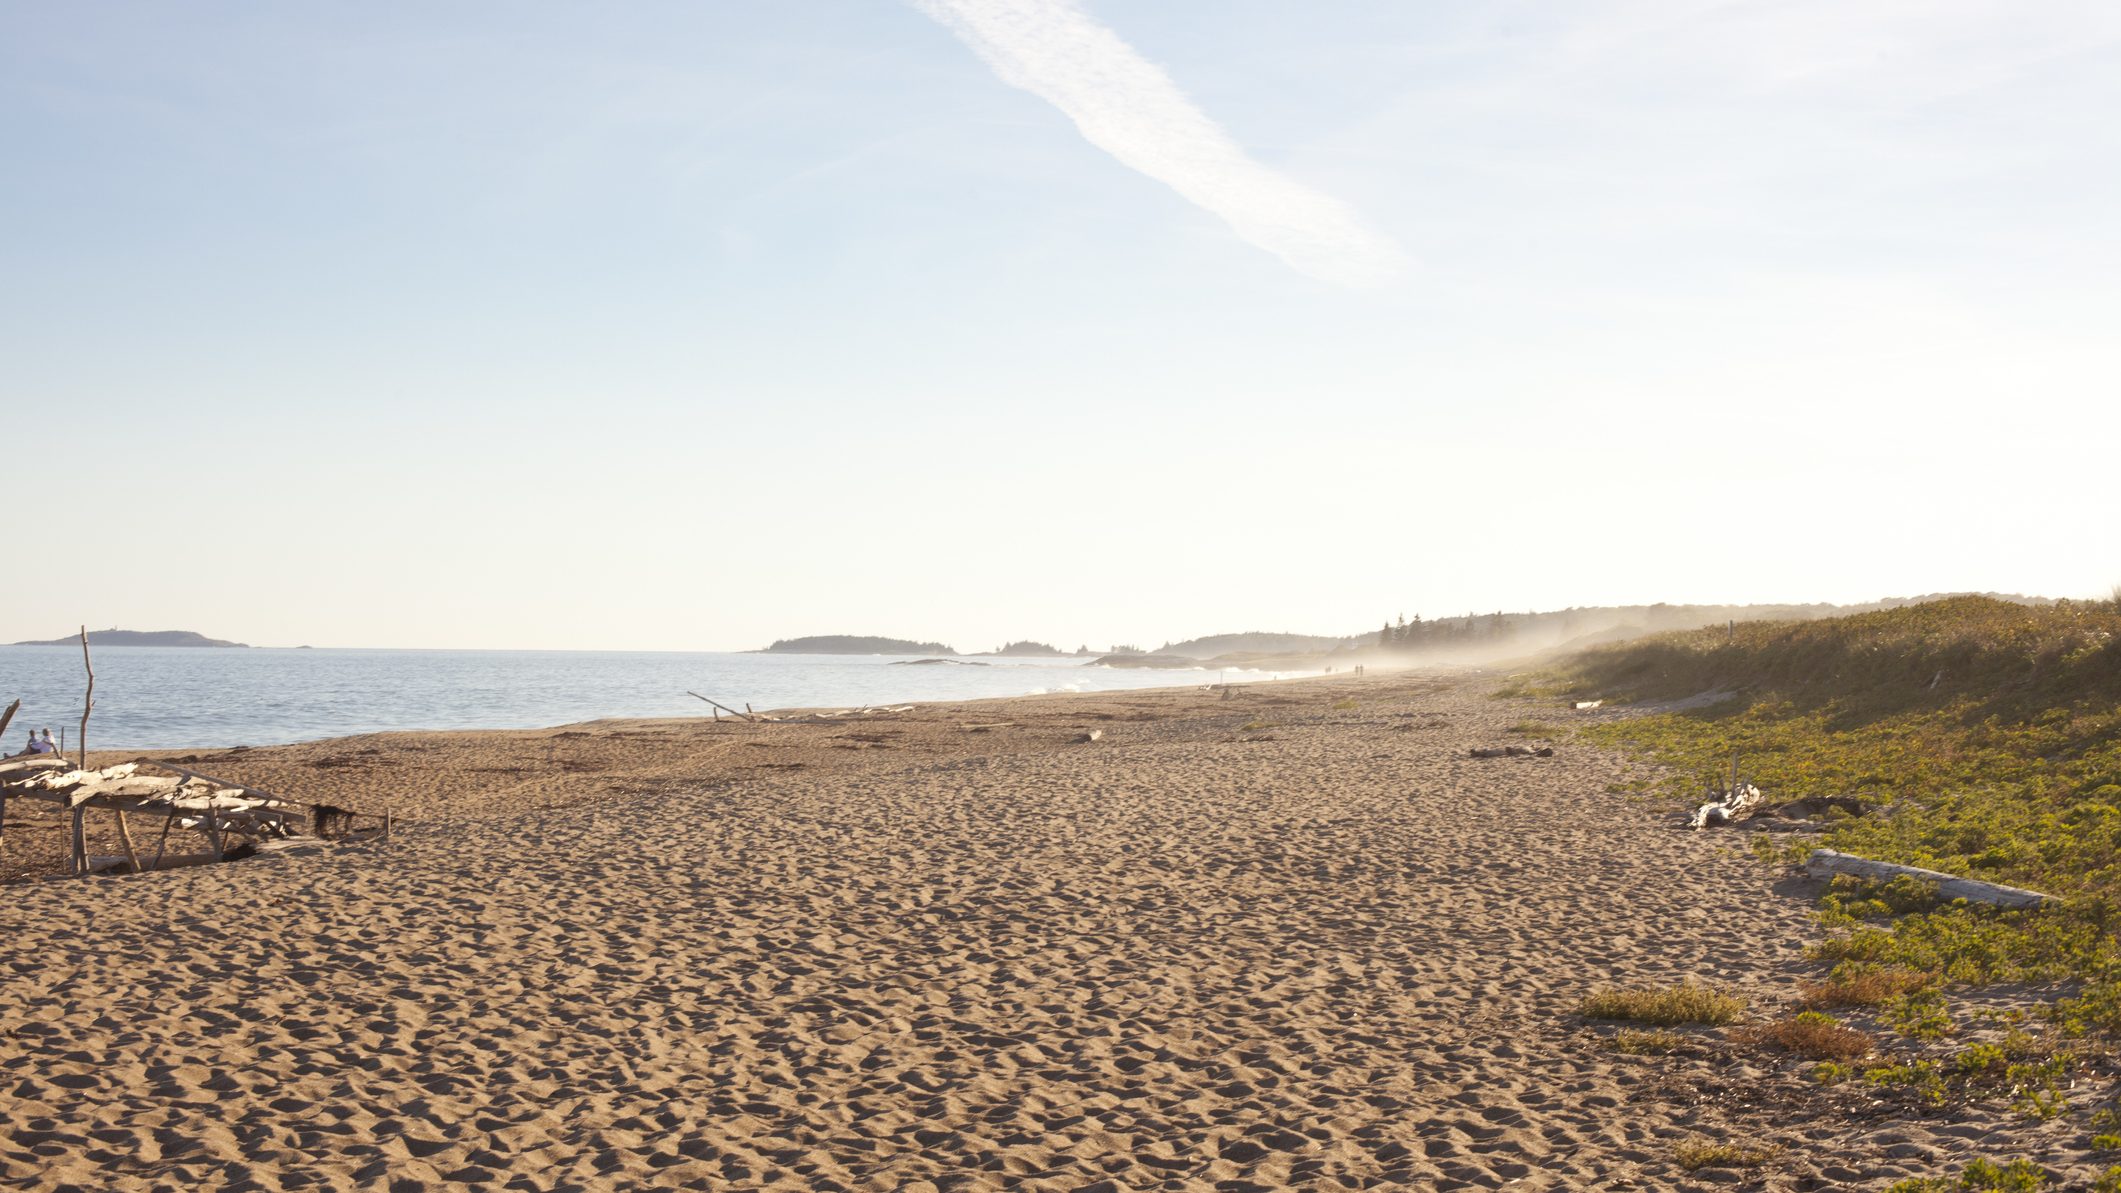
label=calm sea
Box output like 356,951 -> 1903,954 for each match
0,647 -> 1309,750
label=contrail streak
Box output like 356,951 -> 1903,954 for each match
912,0 -> 1403,286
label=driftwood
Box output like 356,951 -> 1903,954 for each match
1076,729 -> 1104,744
1806,849 -> 2059,910
693,696 -> 920,725
77,627 -> 94,772
0,698 -> 17,746
85,851 -> 223,875
1573,700 -> 1603,710
0,755 -> 70,783
1690,783 -> 1762,829
1470,745 -> 1553,759
687,692 -> 755,721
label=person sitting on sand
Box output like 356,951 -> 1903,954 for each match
15,732 -> 49,756
39,729 -> 57,753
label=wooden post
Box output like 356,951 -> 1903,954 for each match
113,807 -> 143,874
70,805 -> 86,876
204,806 -> 224,861
0,698 -> 18,747
78,627 -> 94,773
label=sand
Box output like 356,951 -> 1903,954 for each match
0,671 -> 2100,1190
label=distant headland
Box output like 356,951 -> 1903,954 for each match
9,629 -> 249,648
760,635 -> 958,655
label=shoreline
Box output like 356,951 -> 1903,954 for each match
9,654 -> 1346,756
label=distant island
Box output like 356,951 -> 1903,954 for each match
761,635 -> 958,655
974,641 -> 1068,657
9,629 -> 249,648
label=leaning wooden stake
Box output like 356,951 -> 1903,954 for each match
151,803 -> 178,872
70,805 -> 86,876
686,692 -> 755,722
113,807 -> 143,874
0,698 -> 18,747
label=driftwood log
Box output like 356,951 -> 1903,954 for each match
1470,745 -> 1553,759
1805,849 -> 2059,910
687,691 -> 755,721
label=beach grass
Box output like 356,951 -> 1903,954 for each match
1579,981 -> 1746,1026
1674,1138 -> 1782,1173
1884,1157 -> 2052,1191
1734,1011 -> 1874,1060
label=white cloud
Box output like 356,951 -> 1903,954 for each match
911,0 -> 1404,286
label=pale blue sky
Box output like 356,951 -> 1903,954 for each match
7,1 -> 2118,649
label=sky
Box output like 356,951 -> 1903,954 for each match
5,0 -> 2119,651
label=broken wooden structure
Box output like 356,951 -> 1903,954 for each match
0,757 -> 391,878
1689,782 -> 1763,829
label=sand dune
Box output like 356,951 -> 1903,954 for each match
0,673 -> 2092,1189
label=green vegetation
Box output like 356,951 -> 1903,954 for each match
1579,982 -> 1746,1026
1673,1138 -> 1781,1173
1539,597 -> 2121,1157
1329,698 -> 1359,711
1549,595 -> 2121,1006
1884,1158 -> 2050,1192
1567,597 -> 2121,898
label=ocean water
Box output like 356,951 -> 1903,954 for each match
0,647 -> 1311,750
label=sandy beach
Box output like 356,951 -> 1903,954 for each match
0,671 -> 2089,1190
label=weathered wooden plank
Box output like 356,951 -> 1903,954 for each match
1805,849 -> 2059,910
0,755 -> 75,784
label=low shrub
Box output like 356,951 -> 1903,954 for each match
1884,1157 -> 2049,1191
1579,982 -> 1747,1026
1733,1011 -> 1873,1060
1799,964 -> 1936,1009
1673,1138 -> 1782,1173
